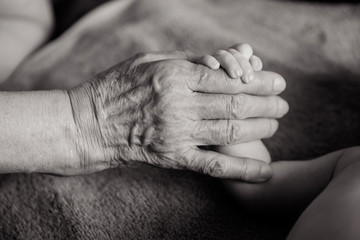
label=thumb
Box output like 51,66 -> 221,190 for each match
187,148 -> 273,182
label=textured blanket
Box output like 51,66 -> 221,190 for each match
1,0 -> 360,239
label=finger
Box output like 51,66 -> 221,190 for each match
194,93 -> 289,120
192,119 -> 279,146
228,48 -> 254,83
133,50 -> 195,65
184,148 -> 273,181
189,68 -> 286,96
231,43 -> 253,60
250,55 -> 263,71
213,50 -> 243,78
196,55 -> 220,69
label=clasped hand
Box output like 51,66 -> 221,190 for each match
69,51 -> 288,182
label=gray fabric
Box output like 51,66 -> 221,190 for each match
1,0 -> 360,239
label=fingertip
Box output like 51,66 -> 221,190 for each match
198,55 -> 220,69
233,43 -> 253,60
207,55 -> 220,69
273,75 -> 286,94
277,98 -> 290,118
227,49 -> 254,83
252,71 -> 287,95
243,72 -> 255,83
214,50 -> 243,79
250,55 -> 263,71
259,164 -> 273,182
233,69 -> 243,79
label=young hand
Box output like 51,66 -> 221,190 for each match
197,43 -> 263,83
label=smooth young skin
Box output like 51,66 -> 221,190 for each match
200,45 -> 360,239
220,144 -> 360,240
198,43 -> 263,83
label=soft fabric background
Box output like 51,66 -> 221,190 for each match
1,0 -> 360,239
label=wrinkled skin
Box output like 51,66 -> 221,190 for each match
68,52 -> 288,182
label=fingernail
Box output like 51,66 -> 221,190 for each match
242,76 -> 249,84
233,69 -> 242,78
247,73 -> 254,83
274,78 -> 285,93
209,59 -> 219,69
259,165 -> 273,181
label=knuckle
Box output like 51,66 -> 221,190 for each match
225,120 -> 235,145
151,66 -> 171,92
203,158 -> 224,177
154,61 -> 170,73
227,94 -> 246,119
177,149 -> 196,169
151,68 -> 188,100
226,95 -> 235,119
216,121 -> 232,145
239,159 -> 249,180
153,61 -> 178,81
195,64 -> 209,85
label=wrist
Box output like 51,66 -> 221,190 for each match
67,82 -> 110,173
0,90 -> 85,174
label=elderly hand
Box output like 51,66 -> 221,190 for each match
68,51 -> 288,182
